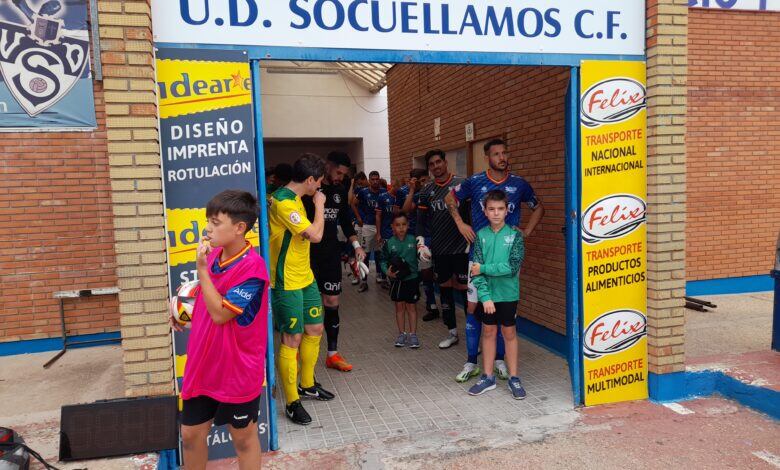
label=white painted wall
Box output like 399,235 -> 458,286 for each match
259,62 -> 390,177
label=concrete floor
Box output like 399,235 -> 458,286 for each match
254,397 -> 780,470
0,345 -> 147,469
0,287 -> 774,468
274,270 -> 574,452
685,292 -> 774,359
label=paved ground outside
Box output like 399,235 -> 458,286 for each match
685,292 -> 774,358
253,396 -> 780,469
0,285 -> 776,468
0,345 -> 158,469
273,269 -> 573,452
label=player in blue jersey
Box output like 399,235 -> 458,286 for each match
375,183 -> 398,289
444,138 -> 545,383
351,170 -> 387,283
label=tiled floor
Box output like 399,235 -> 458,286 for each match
274,269 -> 574,452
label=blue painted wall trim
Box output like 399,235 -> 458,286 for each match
649,371 -> 780,420
154,42 -> 644,67
0,331 -> 121,357
686,274 -> 773,296
157,449 -> 179,470
516,317 -> 567,359
772,271 -> 779,351
565,65 -> 584,405
250,60 -> 279,452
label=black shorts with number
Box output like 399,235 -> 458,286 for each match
389,277 -> 421,304
311,252 -> 342,296
433,253 -> 469,285
476,301 -> 519,327
182,394 -> 261,429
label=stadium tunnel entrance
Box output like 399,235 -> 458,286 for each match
256,60 -> 581,452
152,1 -> 648,456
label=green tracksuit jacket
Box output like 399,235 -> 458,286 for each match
472,224 -> 525,303
380,234 -> 419,281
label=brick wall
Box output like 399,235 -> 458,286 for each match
687,9 -> 780,281
0,85 -> 119,342
387,65 -> 570,335
98,0 -> 172,397
645,0 -> 688,373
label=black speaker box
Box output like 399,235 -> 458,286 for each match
59,396 -> 178,461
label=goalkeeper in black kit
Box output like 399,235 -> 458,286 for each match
304,152 -> 367,372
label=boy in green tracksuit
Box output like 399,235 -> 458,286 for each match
380,213 -> 422,348
467,190 -> 527,399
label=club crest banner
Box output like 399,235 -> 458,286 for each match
0,0 -> 96,129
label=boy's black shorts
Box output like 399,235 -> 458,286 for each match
477,301 -> 518,327
433,253 -> 468,285
182,394 -> 261,429
389,277 -> 420,304
312,252 -> 342,296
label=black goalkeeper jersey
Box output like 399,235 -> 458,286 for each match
303,179 -> 355,259
416,174 -> 469,255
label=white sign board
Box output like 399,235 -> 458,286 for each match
689,0 -> 780,11
152,1 -> 646,56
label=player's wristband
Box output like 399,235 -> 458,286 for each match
352,240 -> 362,249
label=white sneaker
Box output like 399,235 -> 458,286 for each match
438,333 -> 459,349
455,362 -> 481,383
494,360 -> 509,380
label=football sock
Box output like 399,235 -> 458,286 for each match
423,279 -> 437,310
496,329 -> 506,361
440,287 -> 456,330
324,306 -> 340,352
278,344 -> 299,404
299,334 -> 322,389
465,313 -> 480,364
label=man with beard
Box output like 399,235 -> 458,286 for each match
444,139 -> 545,383
414,150 -> 470,352
304,152 -> 367,373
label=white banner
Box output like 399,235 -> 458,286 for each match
689,0 -> 780,12
152,1 -> 646,56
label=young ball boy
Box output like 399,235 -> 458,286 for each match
467,190 -> 527,399
171,190 -> 268,469
380,213 -> 422,348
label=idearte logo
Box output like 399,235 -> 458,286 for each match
581,78 -> 646,128
0,0 -> 90,116
583,309 -> 646,359
582,194 -> 646,244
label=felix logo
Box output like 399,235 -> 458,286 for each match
583,309 -> 647,359
0,0 -> 90,116
581,78 -> 646,128
581,194 -> 646,244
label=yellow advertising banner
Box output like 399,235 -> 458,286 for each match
580,61 -> 648,406
157,48 -> 270,455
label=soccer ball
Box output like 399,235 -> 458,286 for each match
29,77 -> 47,94
170,280 -> 200,324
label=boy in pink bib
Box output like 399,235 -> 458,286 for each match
170,190 -> 268,469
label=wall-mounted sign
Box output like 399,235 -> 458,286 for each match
157,47 -> 269,458
689,0 -> 780,12
465,122 -> 475,142
0,0 -> 96,130
580,60 -> 648,406
152,1 -> 645,56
